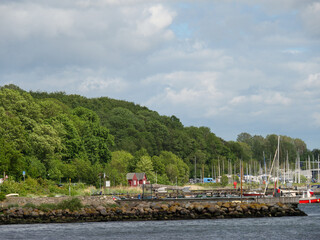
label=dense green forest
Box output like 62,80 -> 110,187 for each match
0,84 -> 318,186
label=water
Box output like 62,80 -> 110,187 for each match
1,205 -> 319,240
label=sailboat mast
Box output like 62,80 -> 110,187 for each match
317,154 -> 320,183
298,152 -> 301,184
277,136 -> 280,187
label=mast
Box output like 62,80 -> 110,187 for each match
263,136 -> 280,195
194,156 -> 196,183
263,151 -> 267,183
277,136 -> 280,187
211,161 -> 213,180
218,157 -> 220,178
298,152 -> 301,184
222,159 -> 225,176
287,151 -> 290,183
317,153 -> 320,182
241,160 -> 243,202
263,146 -> 278,195
308,155 -> 311,183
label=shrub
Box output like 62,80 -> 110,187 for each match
7,204 -> 19,208
23,203 -> 36,209
221,175 -> 229,187
38,203 -> 57,212
57,198 -> 83,211
0,192 -> 6,202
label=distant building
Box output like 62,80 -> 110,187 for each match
126,173 -> 148,187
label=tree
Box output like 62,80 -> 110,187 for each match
136,156 -> 155,182
237,132 -> 252,144
221,175 -> 229,187
105,151 -> 133,185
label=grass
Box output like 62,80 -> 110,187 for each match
21,198 -> 83,212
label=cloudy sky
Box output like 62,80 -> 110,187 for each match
1,0 -> 320,150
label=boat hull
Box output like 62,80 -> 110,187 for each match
299,198 -> 320,204
243,193 -> 262,197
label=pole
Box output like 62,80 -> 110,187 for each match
298,152 -> 301,184
277,136 -> 280,187
218,157 -> 220,178
318,154 -> 320,183
241,160 -> 243,202
194,156 -> 196,183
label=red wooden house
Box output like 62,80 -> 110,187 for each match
126,173 -> 148,187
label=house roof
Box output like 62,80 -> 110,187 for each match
135,173 -> 146,180
126,173 -> 146,180
126,173 -> 136,180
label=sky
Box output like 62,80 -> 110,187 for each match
1,0 -> 320,150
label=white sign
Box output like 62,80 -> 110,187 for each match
105,181 -> 110,188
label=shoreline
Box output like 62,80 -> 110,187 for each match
0,199 -> 307,225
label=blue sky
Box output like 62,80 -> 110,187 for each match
1,0 -> 320,150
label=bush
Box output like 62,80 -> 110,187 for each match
0,192 -> 6,201
57,198 -> 83,211
38,203 -> 57,212
23,203 -> 36,208
7,204 -> 19,208
221,175 -> 229,187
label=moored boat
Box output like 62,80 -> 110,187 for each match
299,189 -> 320,204
243,191 -> 263,197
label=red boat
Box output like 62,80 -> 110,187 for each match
299,189 -> 320,204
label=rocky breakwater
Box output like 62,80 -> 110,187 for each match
0,201 -> 306,224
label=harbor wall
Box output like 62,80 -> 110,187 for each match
0,200 -> 306,225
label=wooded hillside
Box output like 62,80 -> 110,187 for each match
0,84 -> 317,186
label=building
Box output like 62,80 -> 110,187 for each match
126,173 -> 148,187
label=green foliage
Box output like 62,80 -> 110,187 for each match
0,178 -> 86,197
38,203 -> 58,212
23,203 -> 36,208
105,151 -> 133,186
136,156 -> 154,180
233,175 -> 240,183
7,204 -> 19,208
57,198 -> 83,211
220,175 -> 229,187
300,175 -> 307,183
0,86 -> 114,182
0,85 -> 317,188
0,192 -> 6,201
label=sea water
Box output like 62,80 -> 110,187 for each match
0,204 -> 319,240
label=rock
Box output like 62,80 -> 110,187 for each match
160,204 -> 169,211
195,204 -> 204,213
0,200 -> 308,224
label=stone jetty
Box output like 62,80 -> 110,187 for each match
0,200 -> 306,225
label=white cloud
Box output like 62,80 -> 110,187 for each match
230,92 -> 291,106
301,2 -> 320,37
292,73 -> 320,101
79,77 -> 127,93
0,4 -> 76,41
143,71 -> 224,117
1,0 -> 320,149
135,4 -> 175,39
313,112 -> 320,127
302,73 -> 320,88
